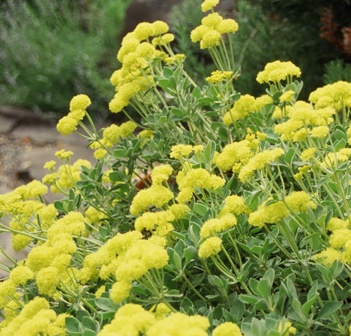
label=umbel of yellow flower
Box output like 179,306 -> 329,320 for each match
201,0 -> 220,12
309,80 -> 351,111
190,11 -> 238,49
198,236 -> 222,258
57,94 -> 91,135
223,94 -> 257,125
238,148 -> 284,182
256,60 -> 301,84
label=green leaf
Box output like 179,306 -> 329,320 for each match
82,330 -> 96,336
317,301 -> 342,319
97,311 -> 115,322
192,86 -> 202,99
94,298 -> 115,311
208,275 -> 225,289
257,278 -> 271,300
239,294 -> 260,305
204,140 -> 216,162
171,107 -> 187,118
302,294 -> 319,316
75,310 -> 90,322
193,202 -> 208,217
291,298 -> 306,321
113,148 -> 127,158
82,317 -> 97,331
180,297 -> 195,315
54,200 -> 65,212
66,317 -> 81,332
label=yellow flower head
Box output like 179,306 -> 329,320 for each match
200,29 -> 221,49
130,184 -> 174,216
198,236 -> 222,258
69,94 -> 91,111
312,247 -> 342,267
201,12 -> 223,28
170,144 -> 194,160
201,0 -> 220,12
110,280 -> 132,303
309,81 -> 351,110
280,90 -> 295,103
238,148 -> 284,182
217,19 -> 239,34
55,149 -> 73,160
56,115 -> 78,135
248,200 -> 290,227
134,22 -> 155,41
284,191 -> 316,213
151,164 -> 173,185
256,60 -> 301,84
206,70 -> 233,83
223,94 -> 257,125
152,20 -> 169,35
213,322 -> 242,336
147,312 -> 210,336
300,148 -> 316,161
43,160 -> 56,170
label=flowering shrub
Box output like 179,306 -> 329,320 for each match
2,0 -> 351,335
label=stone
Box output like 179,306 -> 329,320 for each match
0,116 -> 16,134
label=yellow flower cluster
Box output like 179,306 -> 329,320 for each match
130,165 -> 174,215
313,217 -> 351,266
199,195 -> 249,239
100,303 -> 218,336
278,321 -> 297,335
79,230 -> 168,303
190,12 -> 238,49
222,195 -> 251,215
213,322 -> 243,336
135,210 -> 175,236
198,236 -> 222,258
213,134 -> 261,172
249,191 -> 316,227
84,206 -> 107,226
112,241 -> 168,302
0,266 -> 33,310
79,230 -> 142,283
274,101 -> 335,142
43,158 -> 91,193
23,212 -> 85,298
170,144 -> 204,160
57,94 -> 91,135
206,70 -> 233,84
239,148 -> 284,182
223,94 -> 257,125
321,148 -> 351,169
200,213 -> 237,238
109,20 -> 172,113
99,303 -> 156,335
279,90 -> 296,103
89,120 -> 137,159
0,181 -> 53,251
248,191 -> 316,227
176,167 -> 225,203
201,0 -> 220,12
248,200 -> 290,228
309,81 -> 351,111
256,60 -> 301,84
0,297 -> 67,336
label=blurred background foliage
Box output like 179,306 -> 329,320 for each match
170,0 -> 351,100
0,0 -> 130,118
0,0 -> 350,119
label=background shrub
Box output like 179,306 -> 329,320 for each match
170,0 -> 351,99
0,0 -> 130,118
